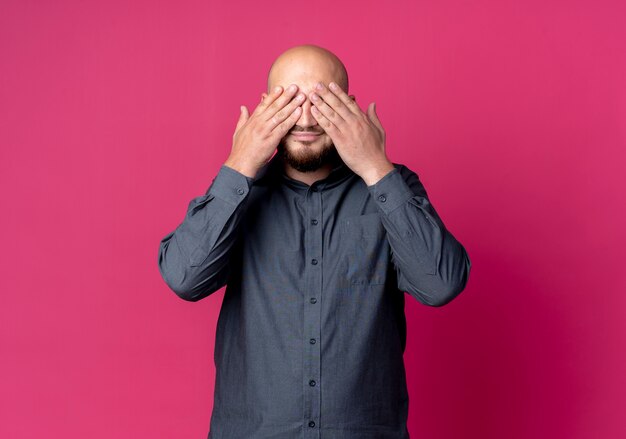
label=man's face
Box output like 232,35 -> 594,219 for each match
265,67 -> 349,172
277,85 -> 337,173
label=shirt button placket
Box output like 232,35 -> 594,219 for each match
303,183 -> 322,438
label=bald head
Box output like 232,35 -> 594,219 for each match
266,44 -> 349,94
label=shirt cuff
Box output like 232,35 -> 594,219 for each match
367,167 -> 415,215
205,164 -> 254,205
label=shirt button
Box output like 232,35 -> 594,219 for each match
378,194 -> 386,202
310,338 -> 316,344
311,258 -> 318,265
309,379 -> 316,386
310,297 -> 317,304
311,219 -> 318,225
309,421 -> 316,428
236,187 -> 244,195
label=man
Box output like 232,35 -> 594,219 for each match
158,44 -> 471,439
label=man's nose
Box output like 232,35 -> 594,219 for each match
295,97 -> 317,129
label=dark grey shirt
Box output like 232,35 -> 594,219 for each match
157,152 -> 471,439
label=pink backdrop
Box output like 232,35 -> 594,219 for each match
2,0 -> 625,438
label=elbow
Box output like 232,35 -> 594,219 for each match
403,279 -> 459,307
424,274 -> 467,307
411,283 -> 461,307
410,279 -> 465,307
158,243 -> 218,302
171,284 -> 211,302
429,251 -> 472,307
406,252 -> 471,307
159,262 -> 221,302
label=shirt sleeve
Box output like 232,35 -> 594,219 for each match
157,164 -> 253,301
367,164 -> 471,306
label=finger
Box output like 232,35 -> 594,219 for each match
310,92 -> 348,133
310,82 -> 353,122
235,105 -> 249,131
310,105 -> 340,137
367,102 -> 383,132
269,93 -> 305,131
263,84 -> 300,121
328,82 -> 362,116
252,85 -> 285,117
273,106 -> 303,138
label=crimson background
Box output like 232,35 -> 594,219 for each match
1,0 -> 625,438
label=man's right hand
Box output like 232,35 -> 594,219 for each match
225,84 -> 305,178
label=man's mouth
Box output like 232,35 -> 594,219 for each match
290,132 -> 322,140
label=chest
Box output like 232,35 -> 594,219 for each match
239,181 -> 392,289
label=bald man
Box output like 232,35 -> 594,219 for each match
158,44 -> 471,439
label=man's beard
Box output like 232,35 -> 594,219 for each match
277,138 -> 341,173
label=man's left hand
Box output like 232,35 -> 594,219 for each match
309,82 -> 395,186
